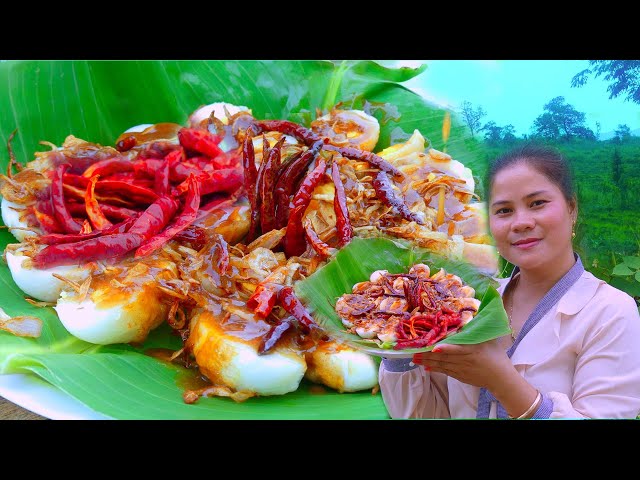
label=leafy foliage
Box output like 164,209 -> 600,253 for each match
531,96 -> 595,140
571,60 -> 640,104
459,100 -> 486,137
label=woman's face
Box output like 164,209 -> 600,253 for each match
489,161 -> 576,272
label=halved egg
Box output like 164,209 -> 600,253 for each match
304,339 -> 378,393
187,309 -> 307,396
5,245 -> 90,302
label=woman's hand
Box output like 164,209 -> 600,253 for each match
412,339 -> 514,391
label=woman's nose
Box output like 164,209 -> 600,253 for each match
511,209 -> 535,231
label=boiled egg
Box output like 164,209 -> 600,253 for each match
5,246 -> 90,303
1,198 -> 38,242
304,340 -> 378,393
187,310 -> 307,396
54,284 -> 169,345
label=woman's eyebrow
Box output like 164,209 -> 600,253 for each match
491,190 -> 549,208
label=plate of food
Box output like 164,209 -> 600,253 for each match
295,236 -> 511,359
0,60 -> 506,419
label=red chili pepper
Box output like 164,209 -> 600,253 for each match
82,158 -> 134,179
32,232 -> 144,269
258,319 -> 293,355
63,174 -> 153,207
284,157 -> 327,257
177,128 -> 224,158
323,144 -> 403,179
274,139 -> 323,229
116,135 -> 137,152
33,197 -> 64,233
66,202 -> 139,222
393,330 -> 438,350
330,162 -> 353,247
154,159 -> 170,196
85,175 -> 113,230
247,283 -> 282,318
260,137 -> 285,233
36,215 -> 140,245
372,171 -> 425,225
128,195 -> 180,242
254,120 -> 322,145
135,176 -> 201,257
245,135 -> 269,243
277,286 -> 319,334
290,157 -> 327,210
174,168 -> 242,197
32,208 -> 64,234
51,164 -> 83,233
303,218 -> 334,260
97,180 -> 159,204
79,220 -> 93,234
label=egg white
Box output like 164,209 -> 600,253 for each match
1,198 -> 38,242
54,287 -> 168,345
305,343 -> 378,393
124,124 -> 154,133
187,311 -> 307,396
5,247 -> 90,303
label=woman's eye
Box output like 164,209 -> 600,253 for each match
495,208 -> 511,215
531,199 -> 547,207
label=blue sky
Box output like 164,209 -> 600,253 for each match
392,60 -> 640,138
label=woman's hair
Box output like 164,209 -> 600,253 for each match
485,143 -> 576,205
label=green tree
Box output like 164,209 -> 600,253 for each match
531,96 -> 594,141
502,124 -> 517,143
460,101 -> 486,137
614,124 -> 632,143
571,60 -> 640,104
483,121 -> 502,145
595,121 -> 601,140
531,112 -> 559,139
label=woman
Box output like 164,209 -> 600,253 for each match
378,144 -> 640,419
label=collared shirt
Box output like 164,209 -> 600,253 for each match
378,259 -> 640,419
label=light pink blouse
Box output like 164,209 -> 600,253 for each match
378,270 -> 640,419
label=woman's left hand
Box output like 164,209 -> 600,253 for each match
412,339 -> 514,390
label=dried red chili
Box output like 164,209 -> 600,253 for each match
277,286 -> 319,335
372,171 -> 424,225
32,232 -> 145,269
135,175 -> 201,257
259,137 -> 285,233
323,144 -> 403,179
284,157 -> 327,258
330,162 -> 352,247
273,139 -> 323,229
51,164 -> 83,233
247,283 -> 282,318
258,319 -> 292,355
303,218 -> 334,260
85,175 -> 113,230
177,128 -> 224,158
254,120 -> 322,145
82,159 -> 134,179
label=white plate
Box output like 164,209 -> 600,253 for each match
0,373 -> 110,420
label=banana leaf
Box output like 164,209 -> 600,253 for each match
295,236 -> 510,356
0,60 -> 488,419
